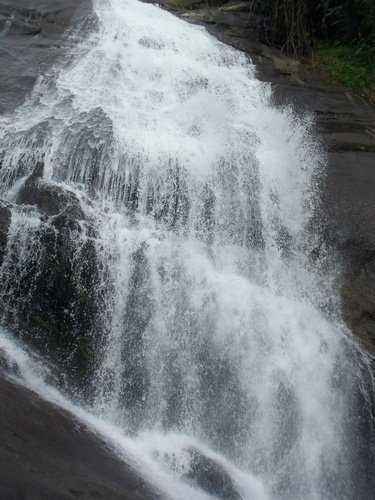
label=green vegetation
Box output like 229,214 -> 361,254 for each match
248,1 -> 375,99
247,1 -> 375,52
315,42 -> 375,101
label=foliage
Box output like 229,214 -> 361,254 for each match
249,0 -> 311,55
246,0 -> 374,99
248,0 -> 375,56
316,41 -> 375,101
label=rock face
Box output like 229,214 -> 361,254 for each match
342,260 -> 375,353
0,374 -> 161,500
16,161 -> 86,219
184,448 -> 241,500
0,0 -> 92,113
0,170 -> 102,397
159,0 -> 375,352
0,201 -> 11,266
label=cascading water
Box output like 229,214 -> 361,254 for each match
0,0 -> 373,498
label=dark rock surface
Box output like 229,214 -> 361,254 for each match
16,161 -> 86,219
0,193 -> 102,397
0,348 -> 20,376
0,0 -> 92,113
158,0 -> 375,352
0,200 -> 11,266
153,444 -> 242,500
0,374 -> 161,500
183,447 -> 241,500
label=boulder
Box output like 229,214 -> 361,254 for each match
16,161 -> 85,219
183,447 -> 241,500
4,217 -> 102,397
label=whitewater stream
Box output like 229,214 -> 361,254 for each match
0,0 -> 373,498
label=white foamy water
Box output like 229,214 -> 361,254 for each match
0,0 -> 368,498
0,327 -> 268,500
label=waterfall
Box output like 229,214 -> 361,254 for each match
0,0 -> 372,498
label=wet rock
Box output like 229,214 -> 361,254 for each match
183,447 -> 241,500
119,244 -> 153,429
342,257 -> 375,354
0,0 -> 93,113
0,374 -> 161,500
11,221 -> 101,397
0,200 -> 11,266
349,356 -> 375,498
52,107 -> 115,200
1,174 -> 102,396
322,150 -> 375,351
197,344 -> 249,455
0,0 -> 102,398
16,161 -> 85,219
0,348 -> 20,377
